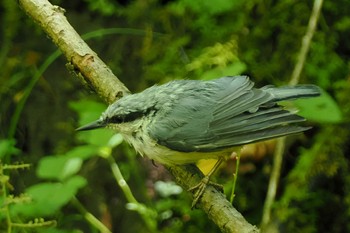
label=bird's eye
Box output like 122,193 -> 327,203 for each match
108,115 -> 124,124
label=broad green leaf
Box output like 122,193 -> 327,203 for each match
65,145 -> 100,160
37,156 -> 68,180
10,176 -> 86,217
76,128 -> 116,146
60,158 -> 83,180
69,99 -> 118,144
69,99 -> 106,120
69,100 -> 106,131
37,145 -> 100,181
37,156 -> 82,181
107,133 -> 124,148
294,90 -> 342,123
201,62 -> 247,80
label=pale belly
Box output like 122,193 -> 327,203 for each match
122,133 -> 239,165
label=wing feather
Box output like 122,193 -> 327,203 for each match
148,76 -> 316,152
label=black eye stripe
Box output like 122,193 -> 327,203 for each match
110,111 -> 144,123
107,107 -> 157,124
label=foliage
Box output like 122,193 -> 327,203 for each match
1,0 -> 350,232
0,162 -> 57,232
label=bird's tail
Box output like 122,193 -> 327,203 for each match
264,84 -> 321,102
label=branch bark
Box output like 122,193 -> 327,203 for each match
168,165 -> 259,233
18,0 -> 129,104
18,0 -> 259,232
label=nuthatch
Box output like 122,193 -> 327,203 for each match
77,76 -> 320,206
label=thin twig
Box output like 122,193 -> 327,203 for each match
71,197 -> 112,233
260,137 -> 286,230
230,151 -> 241,203
106,155 -> 157,231
289,0 -> 324,86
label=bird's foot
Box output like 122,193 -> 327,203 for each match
188,176 -> 223,209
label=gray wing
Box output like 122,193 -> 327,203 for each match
148,76 -> 317,152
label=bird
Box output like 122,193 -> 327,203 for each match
77,75 -> 320,207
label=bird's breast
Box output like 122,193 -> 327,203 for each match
122,131 -> 233,165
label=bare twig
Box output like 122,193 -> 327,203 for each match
71,197 -> 112,233
289,0 -> 324,86
260,137 -> 286,230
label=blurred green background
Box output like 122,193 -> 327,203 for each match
0,0 -> 349,232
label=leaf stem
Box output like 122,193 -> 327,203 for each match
71,197 -> 112,233
230,151 -> 241,203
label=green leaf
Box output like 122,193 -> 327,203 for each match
294,90 -> 343,123
69,99 -> 106,127
10,176 -> 86,217
37,156 -> 82,181
69,99 -> 106,116
107,133 -> 124,148
37,156 -> 67,180
177,0 -> 240,15
201,62 -> 247,80
60,158 -> 83,180
0,139 -> 21,159
37,145 -> 100,181
37,156 -> 83,181
69,99 -> 117,145
65,145 -> 100,160
76,128 -> 116,146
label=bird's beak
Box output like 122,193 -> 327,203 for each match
76,120 -> 105,131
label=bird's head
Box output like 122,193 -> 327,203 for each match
76,91 -> 159,133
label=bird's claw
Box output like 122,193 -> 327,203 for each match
188,176 -> 223,209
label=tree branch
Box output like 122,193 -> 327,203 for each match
168,165 -> 259,233
18,0 -> 259,232
18,0 -> 129,104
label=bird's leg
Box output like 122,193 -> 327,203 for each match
188,157 -> 225,209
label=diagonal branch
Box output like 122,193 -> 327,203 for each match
289,0 -> 324,86
18,0 -> 129,104
18,0 -> 259,232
